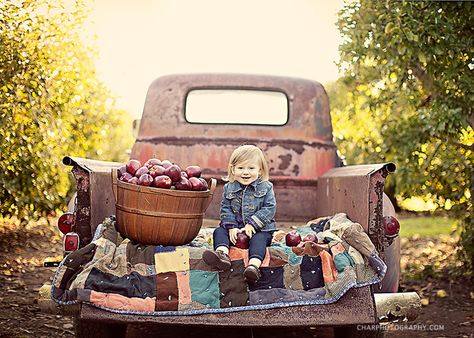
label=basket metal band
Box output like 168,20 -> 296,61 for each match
116,204 -> 204,219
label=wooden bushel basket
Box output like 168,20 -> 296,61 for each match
112,170 -> 217,245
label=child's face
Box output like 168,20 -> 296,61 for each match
232,159 -> 260,185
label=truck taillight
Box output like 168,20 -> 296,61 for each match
383,216 -> 400,238
64,233 -> 79,252
58,212 -> 75,234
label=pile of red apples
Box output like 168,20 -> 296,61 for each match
117,158 -> 209,191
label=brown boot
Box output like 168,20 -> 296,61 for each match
244,264 -> 262,283
202,250 -> 231,271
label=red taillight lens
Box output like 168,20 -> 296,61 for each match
64,233 -> 79,252
383,215 -> 400,238
58,213 -> 75,234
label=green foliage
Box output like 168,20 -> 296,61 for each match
0,0 -> 134,222
332,0 -> 474,273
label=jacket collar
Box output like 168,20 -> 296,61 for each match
228,177 -> 262,192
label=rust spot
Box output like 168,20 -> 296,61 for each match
292,165 -> 299,176
278,154 -> 291,170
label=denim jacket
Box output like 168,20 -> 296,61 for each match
220,178 -> 277,232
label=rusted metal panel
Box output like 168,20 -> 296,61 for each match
314,162 -> 396,236
133,140 -> 337,178
368,171 -> 389,255
90,171 -> 119,236
63,156 -> 122,247
315,175 -> 370,231
70,166 -> 92,248
130,74 -> 339,221
80,286 -> 377,327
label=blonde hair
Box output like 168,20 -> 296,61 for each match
224,145 -> 270,182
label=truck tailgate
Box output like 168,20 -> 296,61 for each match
79,286 -> 376,327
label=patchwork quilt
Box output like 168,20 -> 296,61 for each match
51,213 -> 387,316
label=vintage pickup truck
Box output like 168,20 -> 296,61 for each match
39,74 -> 420,337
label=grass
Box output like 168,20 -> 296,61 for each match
399,215 -> 457,237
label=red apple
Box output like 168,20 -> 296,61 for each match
138,173 -> 153,186
117,165 -> 127,178
302,233 -> 317,243
235,232 -> 250,249
164,164 -> 182,182
144,158 -> 161,169
285,231 -> 302,247
134,166 -> 149,178
181,171 -> 188,179
175,177 -> 192,190
383,215 -> 400,237
128,176 -> 139,185
126,159 -> 141,175
149,164 -> 165,178
188,177 -> 205,191
198,178 -> 209,190
161,160 -> 173,169
120,172 -> 133,182
185,165 -> 202,178
153,175 -> 172,189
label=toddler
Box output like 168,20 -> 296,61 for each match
203,145 -> 277,283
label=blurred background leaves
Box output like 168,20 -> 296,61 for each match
328,0 -> 473,274
0,0 -> 134,221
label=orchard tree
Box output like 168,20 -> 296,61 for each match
0,0 -> 134,222
333,0 -> 473,273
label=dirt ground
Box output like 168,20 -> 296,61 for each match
0,218 -> 472,338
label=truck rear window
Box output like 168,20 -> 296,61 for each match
184,89 -> 288,125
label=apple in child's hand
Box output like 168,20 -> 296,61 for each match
153,175 -> 172,189
302,233 -> 317,243
117,165 -> 127,178
134,166 -> 149,178
164,164 -> 182,182
144,158 -> 161,169
285,231 -> 302,247
188,177 -> 205,191
175,177 -> 192,190
149,165 -> 165,178
161,160 -> 173,169
185,165 -> 202,178
126,159 -> 141,175
235,232 -> 250,249
138,174 -> 153,186
128,176 -> 139,185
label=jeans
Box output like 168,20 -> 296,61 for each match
213,227 -> 273,261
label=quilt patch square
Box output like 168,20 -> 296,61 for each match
155,271 -> 179,311
300,256 -> 324,290
218,260 -> 248,308
189,270 -> 220,308
84,267 -> 156,299
249,266 -> 284,291
154,248 -> 190,273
